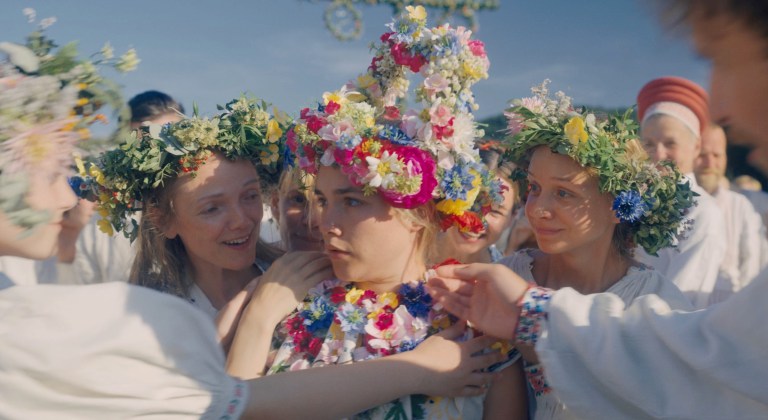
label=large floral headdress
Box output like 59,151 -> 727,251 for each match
0,9 -> 137,230
287,6 -> 502,233
77,96 -> 289,240
504,80 -> 695,256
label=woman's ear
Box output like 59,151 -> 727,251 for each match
146,206 -> 178,239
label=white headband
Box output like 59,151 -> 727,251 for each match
641,101 -> 700,138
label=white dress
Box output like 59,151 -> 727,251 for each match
500,250 -> 692,420
0,277 -> 247,419
708,186 -> 768,304
68,213 -> 136,284
635,175 -> 727,309
533,267 -> 768,419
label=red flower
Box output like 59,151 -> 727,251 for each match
325,101 -> 341,115
432,258 -> 463,269
390,43 -> 426,72
306,115 -> 326,134
383,106 -> 400,120
375,312 -> 394,330
334,147 -> 355,166
300,107 -> 311,120
307,337 -> 323,357
433,118 -> 455,140
285,315 -> 305,334
361,290 -> 378,302
440,211 -> 485,233
286,128 -> 298,152
380,32 -> 394,43
329,287 -> 347,304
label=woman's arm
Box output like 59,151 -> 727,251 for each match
241,321 -> 503,419
483,360 -> 527,420
223,251 -> 333,379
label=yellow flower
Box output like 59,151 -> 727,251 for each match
74,154 -> 86,176
432,314 -> 452,330
266,119 -> 283,143
491,340 -> 513,355
89,165 -> 106,186
77,128 -> 91,139
461,62 -> 483,80
346,288 -> 364,304
76,97 -> 89,107
97,218 -> 114,236
97,207 -> 109,218
379,292 -> 399,308
323,91 -> 344,106
436,197 -> 471,215
564,116 -> 588,145
406,5 -> 427,21
357,74 -> 377,89
272,106 -> 290,125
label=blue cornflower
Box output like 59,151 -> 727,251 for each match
612,190 -> 648,223
386,18 -> 421,44
302,297 -> 335,333
338,133 -> 363,150
441,164 -> 476,201
378,126 -> 413,145
317,103 -> 326,113
337,302 -> 367,334
399,282 -> 432,319
399,339 -> 419,352
67,176 -> 84,197
431,32 -> 461,57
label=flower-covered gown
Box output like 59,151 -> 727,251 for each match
266,278 -> 486,419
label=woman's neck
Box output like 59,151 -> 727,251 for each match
354,258 -> 427,294
532,244 -> 630,295
189,262 -> 260,310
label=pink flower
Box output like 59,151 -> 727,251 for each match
379,146 -> 438,209
520,96 -> 545,114
504,111 -> 525,136
390,43 -> 427,73
334,147 -> 355,166
306,115 -> 326,134
423,74 -> 449,97
467,40 -> 487,58
429,104 -> 453,126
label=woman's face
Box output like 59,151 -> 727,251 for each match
442,177 -> 516,258
164,154 -> 263,273
524,147 -> 617,255
273,179 -> 322,252
0,170 -> 77,260
314,165 -> 421,284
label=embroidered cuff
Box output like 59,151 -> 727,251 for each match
524,363 -> 552,396
514,286 -> 553,346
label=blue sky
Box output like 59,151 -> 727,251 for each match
3,1 -> 708,123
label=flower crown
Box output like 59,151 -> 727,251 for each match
0,9 -> 137,230
78,96 -> 289,240
504,80 -> 695,256
287,6 -> 502,233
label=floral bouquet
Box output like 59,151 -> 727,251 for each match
287,6 -> 502,233
504,80 -> 695,256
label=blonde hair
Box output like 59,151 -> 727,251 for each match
392,201 -> 439,264
130,160 -> 283,298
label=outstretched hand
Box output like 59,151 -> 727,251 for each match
427,263 -> 530,340
405,321 -> 505,397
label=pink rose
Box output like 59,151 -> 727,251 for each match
468,40 -> 486,58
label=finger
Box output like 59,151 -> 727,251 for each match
431,293 -> 472,319
433,319 -> 467,340
463,334 -> 502,354
463,371 -> 497,388
467,351 -> 506,372
427,276 -> 474,296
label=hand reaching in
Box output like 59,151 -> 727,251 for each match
427,263 -> 530,340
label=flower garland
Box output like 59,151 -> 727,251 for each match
273,279 -> 444,367
287,6 -> 502,233
504,80 -> 696,256
315,0 -> 500,41
0,9 -> 137,230
75,96 -> 290,240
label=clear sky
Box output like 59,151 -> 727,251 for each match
3,0 -> 708,122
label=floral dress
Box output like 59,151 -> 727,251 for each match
266,278 -> 486,419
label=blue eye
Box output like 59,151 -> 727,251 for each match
528,182 -> 540,195
345,197 -> 362,207
557,189 -> 571,198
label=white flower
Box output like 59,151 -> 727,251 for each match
115,48 -> 139,72
101,42 -> 114,60
22,8 -> 36,23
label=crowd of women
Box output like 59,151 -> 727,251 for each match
1,1 -> 768,418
